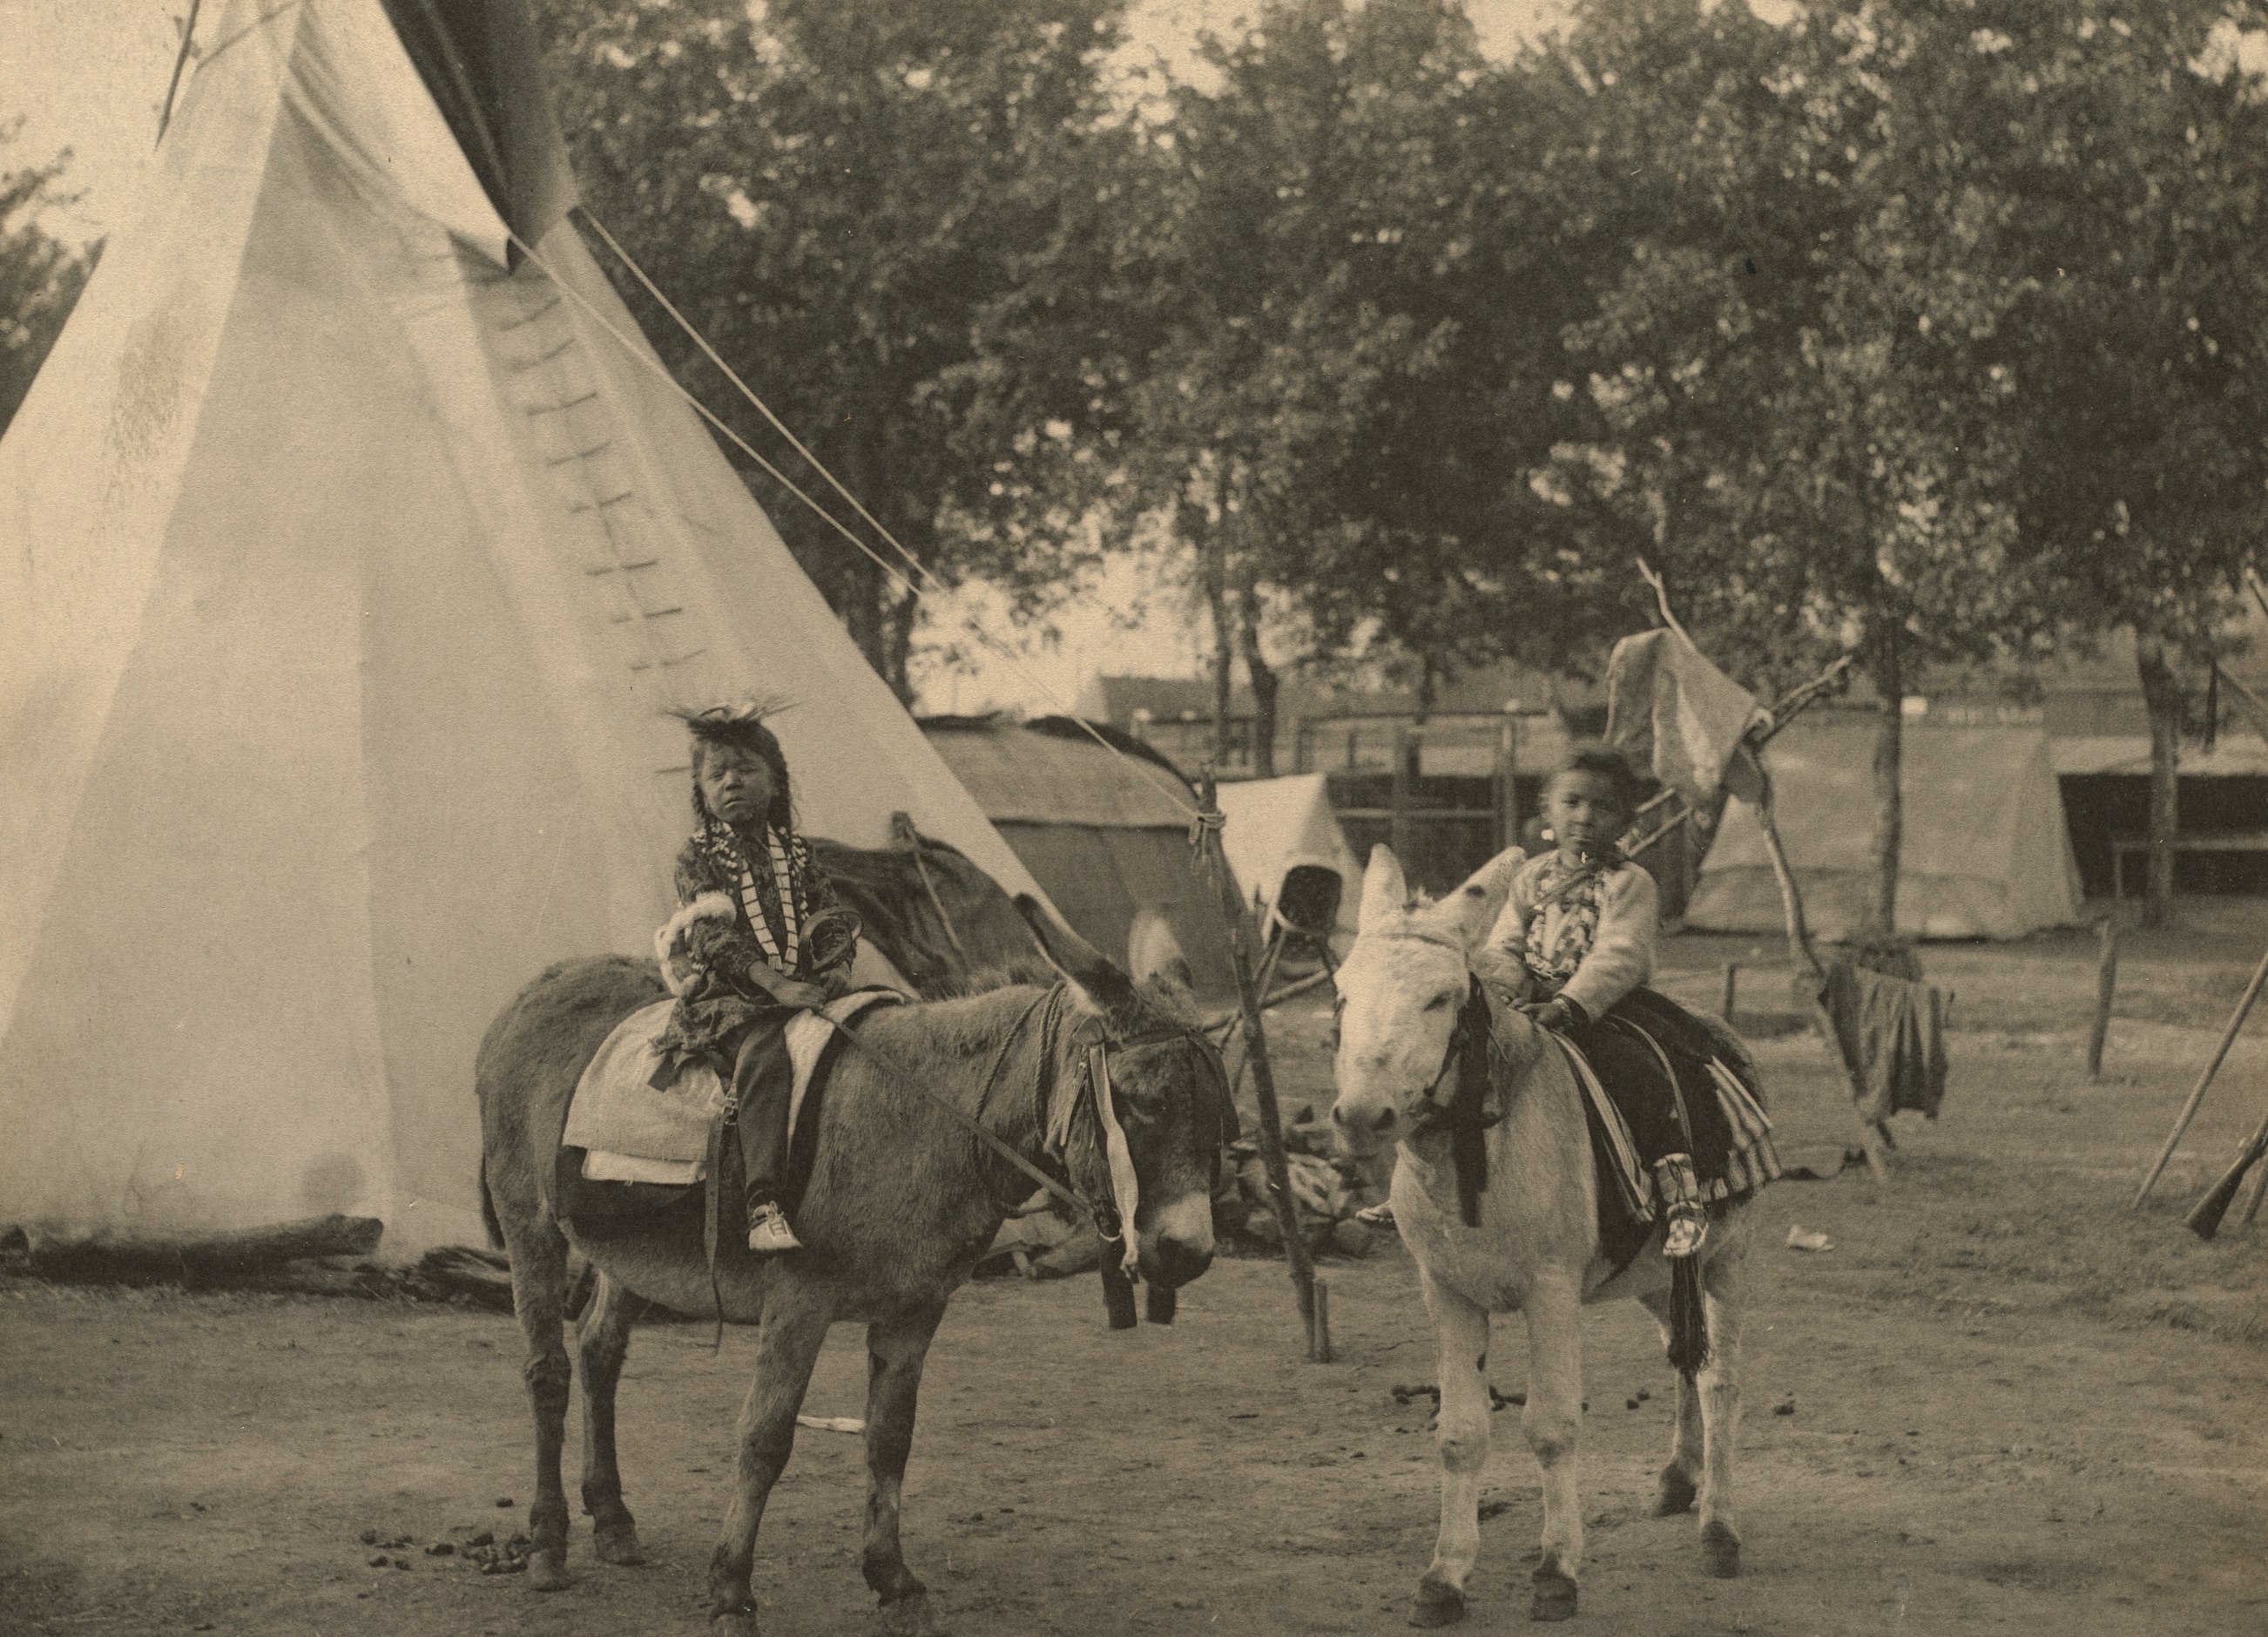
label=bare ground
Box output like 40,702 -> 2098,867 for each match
5,910 -> 2266,1637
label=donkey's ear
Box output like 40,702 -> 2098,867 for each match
1357,845 -> 1408,931
1438,844 -> 1523,949
1013,894 -> 1139,1016
1127,908 -> 1197,1002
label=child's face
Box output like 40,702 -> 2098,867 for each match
1545,769 -> 1626,856
699,744 -> 777,829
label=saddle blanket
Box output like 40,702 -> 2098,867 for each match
566,990 -> 901,1186
1554,1038 -> 1781,1219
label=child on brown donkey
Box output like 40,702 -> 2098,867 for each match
652,704 -> 861,1254
1482,741 -> 1772,1261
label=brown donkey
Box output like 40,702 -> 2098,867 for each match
476,906 -> 1222,1635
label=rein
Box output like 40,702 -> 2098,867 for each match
1357,931 -> 1500,1228
827,984 -> 1230,1288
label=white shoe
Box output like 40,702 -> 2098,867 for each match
746,1202 -> 803,1254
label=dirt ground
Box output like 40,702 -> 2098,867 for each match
6,909 -> 2267,1636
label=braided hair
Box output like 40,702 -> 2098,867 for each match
674,702 -> 797,832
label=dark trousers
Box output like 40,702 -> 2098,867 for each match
1562,988 -> 1722,1167
730,1019 -> 795,1210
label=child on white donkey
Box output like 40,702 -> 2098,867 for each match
1330,743 -> 1779,1627
1482,742 -> 1778,1262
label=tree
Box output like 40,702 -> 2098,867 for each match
1537,1 -> 2143,939
1119,0 -> 1610,773
536,0 -> 1142,701
1987,2 -> 2268,927
0,133 -> 93,440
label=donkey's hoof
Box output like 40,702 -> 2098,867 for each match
876,1589 -> 937,1637
1408,1577 -> 1467,1627
1652,1467 -> 1698,1517
1700,1520 -> 1742,1579
593,1524 -> 645,1566
526,1550 -> 570,1592
1529,1569 -> 1578,1622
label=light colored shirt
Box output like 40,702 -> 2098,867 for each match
1482,852 -> 1658,1023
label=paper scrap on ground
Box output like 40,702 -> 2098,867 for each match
1785,1226 -> 1833,1252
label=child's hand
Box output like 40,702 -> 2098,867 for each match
746,964 -> 828,1011
1518,998 -> 1575,1033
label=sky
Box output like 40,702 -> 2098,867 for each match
0,0 -> 1563,715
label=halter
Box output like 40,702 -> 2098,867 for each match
1339,926 -> 1483,1128
966,984 -> 1235,1280
1339,929 -> 1499,1226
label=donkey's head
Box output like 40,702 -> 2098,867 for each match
1329,845 -> 1516,1158
1017,898 -> 1222,1290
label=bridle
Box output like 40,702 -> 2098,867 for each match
1334,927 -> 1494,1136
1336,927 -> 1505,1228
949,983 -> 1236,1279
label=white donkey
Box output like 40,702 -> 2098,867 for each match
1331,846 -> 1756,1626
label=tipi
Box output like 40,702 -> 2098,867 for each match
0,0 -> 1045,1254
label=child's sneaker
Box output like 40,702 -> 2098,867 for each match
746,1201 -> 802,1254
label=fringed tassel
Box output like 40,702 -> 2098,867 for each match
1666,1254 -> 1710,1379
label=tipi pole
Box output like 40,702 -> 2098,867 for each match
2086,917 -> 2120,1081
1194,771 -> 1326,1361
2239,1152 -> 2268,1228
2131,944 -> 2268,1208
1740,744 -> 1893,1185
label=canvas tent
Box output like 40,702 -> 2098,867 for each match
920,718 -> 1243,999
1685,718 -> 2083,940
0,0 -> 1047,1255
1215,774 -> 1362,937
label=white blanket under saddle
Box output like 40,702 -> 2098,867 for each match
564,991 -> 901,1186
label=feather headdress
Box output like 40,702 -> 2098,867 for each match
670,695 -> 798,754
672,697 -> 800,829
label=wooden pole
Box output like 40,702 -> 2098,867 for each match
1195,770 -> 1323,1358
2131,944 -> 2268,1207
1741,744 -> 1892,1185
19,1214 -> 384,1284
1219,926 -> 1289,1098
2239,1151 -> 2268,1228
2086,917 -> 2119,1081
1390,726 -> 1415,869
1720,963 -> 1738,1020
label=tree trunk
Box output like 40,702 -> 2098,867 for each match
1866,622 -> 1903,940
1238,578 -> 1278,779
2136,634 -> 2184,929
882,585 -> 918,708
838,552 -> 887,681
1198,516 -> 1235,773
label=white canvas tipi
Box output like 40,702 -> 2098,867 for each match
0,0 -> 1046,1253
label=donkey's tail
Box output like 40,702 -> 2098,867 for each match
1667,1255 -> 1710,1379
478,1156 -> 504,1249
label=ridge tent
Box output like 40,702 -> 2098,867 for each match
0,0 -> 1045,1255
1685,718 -> 2083,941
1214,774 -> 1362,937
919,717 -> 1244,1001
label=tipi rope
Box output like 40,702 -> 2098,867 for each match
503,219 -> 1200,822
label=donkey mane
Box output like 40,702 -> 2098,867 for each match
920,958 -> 1061,1000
